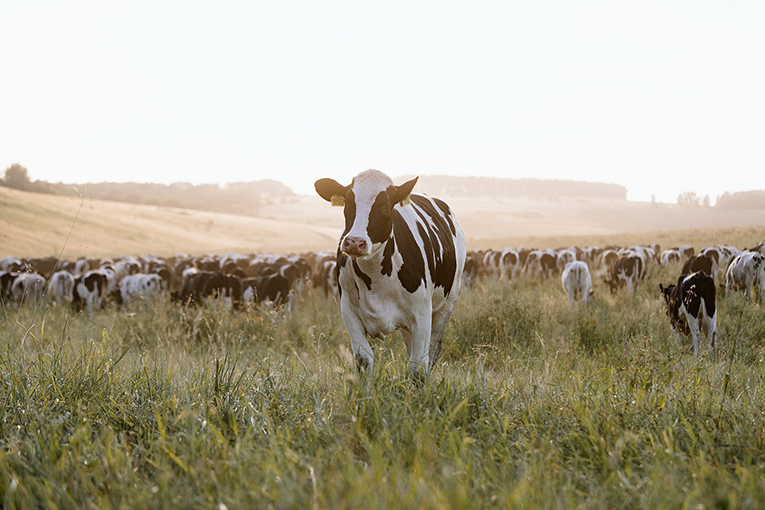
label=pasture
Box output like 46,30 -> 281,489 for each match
2,239 -> 765,509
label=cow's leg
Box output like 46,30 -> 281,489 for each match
702,302 -> 717,352
428,303 -> 455,372
341,303 -> 374,373
686,314 -> 701,355
408,315 -> 433,380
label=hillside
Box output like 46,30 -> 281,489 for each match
2,185 -> 765,259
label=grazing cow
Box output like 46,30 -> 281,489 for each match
681,254 -> 714,277
725,251 -> 765,299
523,249 -> 557,278
561,261 -> 593,306
499,248 -> 521,280
48,270 -> 75,306
659,271 -> 717,354
11,273 -> 47,306
173,271 -> 241,309
73,271 -> 107,314
462,251 -> 481,289
660,249 -> 683,265
556,247 -> 578,274
595,249 -> 620,279
115,273 -> 165,311
605,254 -> 644,294
241,274 -> 293,310
315,169 -> 466,378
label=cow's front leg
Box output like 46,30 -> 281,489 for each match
341,304 -> 374,373
408,316 -> 432,380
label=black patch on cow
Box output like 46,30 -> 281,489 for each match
352,260 -> 372,290
433,197 -> 456,235
342,189 -> 356,239
381,236 -> 395,277
366,189 -> 394,244
681,255 -> 713,277
410,195 -> 458,296
393,209 -> 425,293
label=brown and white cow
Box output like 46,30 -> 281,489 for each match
315,169 -> 466,378
605,254 -> 644,294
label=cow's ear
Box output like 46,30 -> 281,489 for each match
315,178 -> 348,203
392,176 -> 418,204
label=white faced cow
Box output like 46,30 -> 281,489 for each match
315,169 -> 466,379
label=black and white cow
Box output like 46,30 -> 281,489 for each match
725,251 -> 765,299
659,271 -> 717,354
315,169 -> 466,378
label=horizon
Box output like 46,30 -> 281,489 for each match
2,2 -> 763,204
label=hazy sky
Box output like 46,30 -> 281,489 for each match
1,2 -> 763,203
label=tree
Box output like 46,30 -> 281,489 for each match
2,163 -> 32,191
677,191 -> 701,207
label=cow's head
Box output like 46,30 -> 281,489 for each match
315,170 -> 418,259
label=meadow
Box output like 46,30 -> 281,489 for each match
2,237 -> 765,509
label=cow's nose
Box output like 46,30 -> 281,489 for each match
343,237 -> 367,255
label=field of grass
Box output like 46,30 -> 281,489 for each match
2,231 -> 765,509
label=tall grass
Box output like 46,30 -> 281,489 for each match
2,261 -> 765,509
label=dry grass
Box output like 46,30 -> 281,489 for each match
2,185 -> 765,260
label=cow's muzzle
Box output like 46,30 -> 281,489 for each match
342,236 -> 368,257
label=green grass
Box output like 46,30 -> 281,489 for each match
2,263 -> 765,509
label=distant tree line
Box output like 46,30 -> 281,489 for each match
4,164 -> 765,212
400,175 -> 628,199
0,164 -> 296,217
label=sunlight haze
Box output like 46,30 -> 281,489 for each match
1,2 -> 763,203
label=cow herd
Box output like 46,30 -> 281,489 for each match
0,252 -> 325,314
0,239 -> 763,362
467,241 -> 765,354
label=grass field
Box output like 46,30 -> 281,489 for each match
2,229 -> 765,508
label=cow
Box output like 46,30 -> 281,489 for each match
561,261 -> 593,306
556,247 -> 578,274
315,169 -> 466,379
48,270 -> 75,306
241,273 -> 293,310
500,248 -> 522,280
725,251 -> 765,299
523,249 -> 557,278
659,271 -> 717,354
605,254 -> 644,294
115,273 -> 165,312
11,273 -> 47,306
681,254 -> 714,277
173,271 -> 242,310
73,270 -> 107,314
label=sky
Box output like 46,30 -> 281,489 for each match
1,2 -> 763,203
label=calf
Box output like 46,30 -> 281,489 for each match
315,169 -> 466,378
561,261 -> 593,306
659,271 -> 717,354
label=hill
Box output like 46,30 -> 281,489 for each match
2,185 -> 765,259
